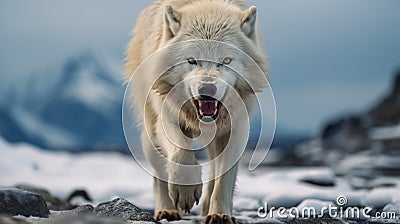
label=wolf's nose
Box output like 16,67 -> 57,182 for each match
198,83 -> 217,97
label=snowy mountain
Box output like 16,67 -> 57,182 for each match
0,50 -> 129,152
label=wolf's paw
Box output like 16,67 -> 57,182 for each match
204,214 -> 237,224
167,152 -> 202,213
168,182 -> 202,213
155,209 -> 182,221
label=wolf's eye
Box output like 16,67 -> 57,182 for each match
187,58 -> 197,65
223,57 -> 232,65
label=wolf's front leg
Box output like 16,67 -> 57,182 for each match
141,129 -> 181,221
153,178 -> 182,221
205,162 -> 238,224
157,121 -> 203,213
167,149 -> 203,213
204,120 -> 248,224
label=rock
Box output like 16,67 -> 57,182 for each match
299,170 -> 336,187
15,184 -> 92,211
365,71 -> 400,152
14,184 -> 60,204
94,198 -> 156,222
70,204 -> 95,214
66,189 -> 93,203
27,198 -> 157,223
21,200 -> 158,224
0,215 -> 29,224
383,201 -> 400,217
0,188 -> 50,218
334,152 -> 400,177
321,115 -> 370,153
14,184 -> 71,211
366,71 -> 400,127
300,178 -> 335,187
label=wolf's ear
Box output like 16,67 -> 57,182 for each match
164,5 -> 181,38
241,6 -> 257,38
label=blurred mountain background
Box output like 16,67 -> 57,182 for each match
0,0 -> 400,152
0,50 -> 127,152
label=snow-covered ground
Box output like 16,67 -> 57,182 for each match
0,137 -> 153,208
1,136 -> 399,222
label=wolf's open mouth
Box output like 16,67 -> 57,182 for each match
192,97 -> 222,121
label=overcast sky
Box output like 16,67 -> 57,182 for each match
1,0 -> 400,133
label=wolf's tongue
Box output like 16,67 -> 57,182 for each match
200,101 -> 216,116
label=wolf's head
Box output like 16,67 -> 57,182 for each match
152,1 -> 268,124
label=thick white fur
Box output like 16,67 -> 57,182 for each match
125,0 -> 268,221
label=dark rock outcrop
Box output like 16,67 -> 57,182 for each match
1,186 -> 155,223
321,115 -> 370,152
0,188 -> 50,218
316,71 -> 400,159
70,204 -> 95,215
15,184 -> 92,211
94,198 -> 156,222
44,198 -> 157,224
300,177 -> 335,187
366,71 -> 400,127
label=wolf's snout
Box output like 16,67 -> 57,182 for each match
198,83 -> 217,98
193,83 -> 221,121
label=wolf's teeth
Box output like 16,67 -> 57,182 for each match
213,108 -> 218,116
214,101 -> 218,107
199,110 -> 204,117
199,101 -> 203,107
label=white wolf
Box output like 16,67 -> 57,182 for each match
125,0 -> 268,223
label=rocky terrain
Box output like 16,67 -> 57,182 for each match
1,178 -> 399,224
0,191 -> 156,224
